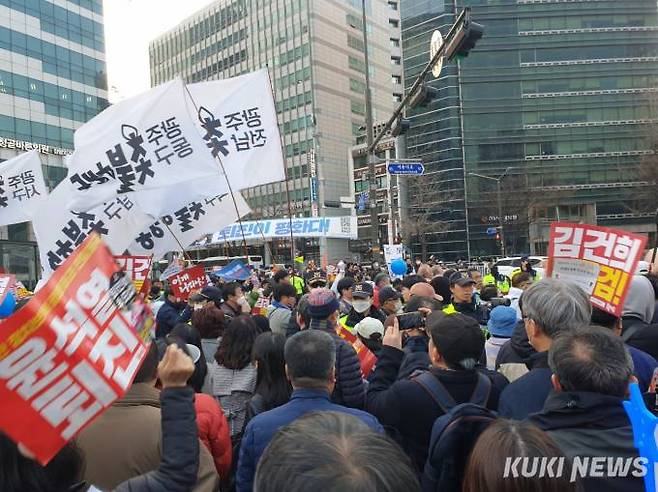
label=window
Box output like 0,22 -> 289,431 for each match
390,37 -> 400,48
349,56 -> 366,73
392,75 -> 401,84
389,19 -> 399,28
350,78 -> 366,94
347,34 -> 365,52
351,100 -> 365,116
388,1 -> 398,10
391,56 -> 401,65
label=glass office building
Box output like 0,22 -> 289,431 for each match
401,0 -> 658,260
0,0 -> 109,287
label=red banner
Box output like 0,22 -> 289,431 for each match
251,295 -> 270,316
336,324 -> 378,378
547,222 -> 647,316
114,255 -> 152,296
169,265 -> 208,300
0,274 -> 16,305
0,234 -> 152,464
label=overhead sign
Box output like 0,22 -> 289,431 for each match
430,30 -> 444,78
210,216 -> 358,243
387,162 -> 424,175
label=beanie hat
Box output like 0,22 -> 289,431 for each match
307,288 -> 340,319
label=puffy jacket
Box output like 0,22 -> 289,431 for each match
310,319 -> 366,409
155,300 -> 192,338
194,393 -> 232,479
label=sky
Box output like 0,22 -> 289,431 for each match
103,0 -> 217,103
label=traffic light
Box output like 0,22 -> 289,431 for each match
445,10 -> 484,61
409,84 -> 440,109
390,117 -> 410,137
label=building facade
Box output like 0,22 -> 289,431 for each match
400,0 -> 658,260
149,0 -> 402,263
0,0 -> 109,287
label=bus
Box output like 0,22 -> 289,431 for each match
198,255 -> 264,273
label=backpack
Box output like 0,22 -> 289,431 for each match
412,371 -> 497,492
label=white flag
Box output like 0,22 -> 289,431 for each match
0,150 -> 47,226
128,190 -> 251,260
189,68 -> 286,191
65,78 -> 227,216
33,181 -> 154,277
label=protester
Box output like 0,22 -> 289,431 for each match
336,276 -> 355,315
267,283 -> 297,335
77,343 -> 220,491
307,288 -> 366,408
401,274 -> 426,302
339,282 -> 386,333
192,304 -> 226,361
221,281 -> 245,320
199,285 -> 223,308
409,281 -> 443,303
272,269 -> 290,285
286,293 -> 310,338
205,315 -> 259,438
248,332 -> 292,420
155,286 -> 192,338
442,272 -> 486,324
621,274 -> 658,360
379,285 -> 403,316
528,327 -> 642,491
498,279 -> 592,419
373,272 -> 391,308
485,306 -> 517,370
165,328 -> 208,393
366,312 -> 505,471
463,419 -> 581,492
479,284 -> 499,302
236,330 -> 383,491
252,411 -> 417,492
417,263 -> 433,282
355,316 -> 385,355
505,271 -> 533,320
430,275 -> 452,305
252,314 -> 271,334
391,311 -> 432,381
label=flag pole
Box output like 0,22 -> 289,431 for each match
182,84 -> 250,260
163,222 -> 193,263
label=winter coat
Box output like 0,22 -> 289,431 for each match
194,393 -> 232,479
528,391 -> 644,492
236,388 -> 383,492
397,335 -> 430,380
495,320 -> 536,381
366,345 -> 505,472
266,302 -> 292,336
498,351 -> 552,420
155,300 -> 192,338
77,384 -> 219,492
310,319 -> 366,408
485,335 -> 510,370
205,362 -> 257,438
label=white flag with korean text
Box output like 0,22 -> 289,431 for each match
0,150 -> 48,226
33,181 -> 153,277
65,78 -> 227,216
189,68 -> 286,191
128,189 -> 251,260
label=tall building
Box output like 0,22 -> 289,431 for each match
0,0 -> 109,287
149,0 -> 401,263
400,0 -> 658,260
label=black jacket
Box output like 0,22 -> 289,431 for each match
622,316 -> 658,361
528,391 -> 644,492
155,300 -> 192,339
113,387 -> 199,492
366,346 -> 505,472
310,320 -> 366,409
498,351 -> 552,420
495,320 -> 536,369
343,306 -> 387,327
397,336 -> 430,380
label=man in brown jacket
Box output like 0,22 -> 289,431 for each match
77,343 -> 220,491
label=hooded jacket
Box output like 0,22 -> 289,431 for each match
622,275 -> 658,360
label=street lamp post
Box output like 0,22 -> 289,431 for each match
468,167 -> 512,256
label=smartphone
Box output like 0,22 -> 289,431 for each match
396,312 -> 424,330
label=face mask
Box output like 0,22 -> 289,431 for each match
353,299 -> 372,314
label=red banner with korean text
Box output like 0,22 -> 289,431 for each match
0,234 -> 153,464
0,274 -> 16,305
251,295 -> 270,316
336,324 -> 378,378
114,255 -> 152,296
547,222 -> 647,316
169,265 -> 208,300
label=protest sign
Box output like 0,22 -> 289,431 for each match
65,78 -> 226,217
128,192 -> 250,260
0,234 -> 153,464
0,150 -> 48,226
114,256 -> 152,296
547,222 -> 647,316
335,324 -> 378,378
0,274 -> 16,305
251,296 -> 270,316
215,260 -> 252,281
383,244 -> 405,279
168,265 -> 208,300
32,181 -> 153,277
211,216 -> 358,243
189,68 -> 285,191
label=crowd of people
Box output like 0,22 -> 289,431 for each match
3,253 -> 658,492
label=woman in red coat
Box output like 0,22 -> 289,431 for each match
194,392 -> 232,479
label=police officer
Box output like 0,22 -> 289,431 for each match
339,282 -> 386,334
510,256 -> 541,283
442,272 -> 487,325
483,264 -> 511,294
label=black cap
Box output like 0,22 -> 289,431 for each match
449,272 -> 476,287
336,277 -> 355,293
200,286 -> 222,304
379,286 -> 402,304
353,282 -> 374,299
428,313 -> 484,369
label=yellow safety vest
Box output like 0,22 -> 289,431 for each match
482,274 -> 511,294
339,314 -> 357,335
510,268 -> 541,283
442,303 -> 458,315
291,275 -> 305,295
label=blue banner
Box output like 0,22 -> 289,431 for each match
214,260 -> 252,281
210,216 -> 357,243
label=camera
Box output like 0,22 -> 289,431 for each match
487,297 -> 511,308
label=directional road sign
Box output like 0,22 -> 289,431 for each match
486,227 -> 498,236
387,162 -> 425,175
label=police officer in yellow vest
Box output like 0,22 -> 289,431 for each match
483,265 -> 511,295
443,272 -> 488,325
510,256 -> 541,284
339,282 -> 386,335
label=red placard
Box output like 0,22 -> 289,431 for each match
168,265 -> 208,300
547,222 -> 647,316
0,274 -> 16,305
0,234 -> 152,464
335,324 -> 378,378
114,256 -> 152,296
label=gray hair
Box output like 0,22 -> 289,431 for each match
284,330 -> 336,385
521,278 -> 591,338
548,326 -> 633,398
